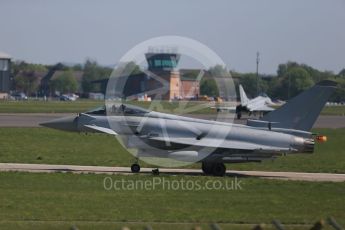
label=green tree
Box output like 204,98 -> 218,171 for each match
14,72 -> 39,95
12,61 -> 48,76
277,62 -> 299,77
329,80 -> 345,102
283,67 -> 314,99
276,61 -> 330,83
338,68 -> 345,78
82,59 -> 113,93
72,64 -> 83,71
50,70 -> 78,94
82,60 -> 99,92
123,61 -> 142,75
238,73 -> 268,98
200,78 -> 219,97
208,65 -> 229,77
266,77 -> 283,99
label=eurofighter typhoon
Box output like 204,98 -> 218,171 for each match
41,81 -> 336,176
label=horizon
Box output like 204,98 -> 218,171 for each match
1,0 -> 344,74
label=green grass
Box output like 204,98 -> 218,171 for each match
0,100 -> 215,114
0,222 -> 309,230
321,106 -> 345,116
0,222 -> 317,230
0,127 -> 345,173
230,128 -> 345,173
0,100 -> 220,116
0,222 -> 222,230
1,127 -> 344,229
1,99 -> 345,115
0,100 -> 103,113
0,172 -> 344,229
0,127 -> 134,167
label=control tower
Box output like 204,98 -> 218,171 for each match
145,47 -> 182,100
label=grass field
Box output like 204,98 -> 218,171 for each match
0,100 -> 103,113
0,100 -> 214,114
1,127 -> 344,229
0,127 -> 345,173
0,172 -> 344,229
1,100 -> 345,115
321,106 -> 345,116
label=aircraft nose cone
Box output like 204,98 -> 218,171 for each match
40,116 -> 78,132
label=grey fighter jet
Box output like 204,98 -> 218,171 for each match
40,81 -> 337,176
214,85 -> 276,119
236,84 -> 276,118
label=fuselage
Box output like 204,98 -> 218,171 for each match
40,104 -> 315,164
80,110 -> 314,155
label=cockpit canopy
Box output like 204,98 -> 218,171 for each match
85,104 -> 149,116
85,106 -> 106,115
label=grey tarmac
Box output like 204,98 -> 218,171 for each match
0,163 -> 344,182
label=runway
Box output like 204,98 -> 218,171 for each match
0,113 -> 71,127
1,163 -> 344,182
0,113 -> 345,128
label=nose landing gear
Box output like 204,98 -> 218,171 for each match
130,163 -> 140,173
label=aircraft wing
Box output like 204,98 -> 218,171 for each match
148,136 -> 291,153
211,106 -> 237,112
247,103 -> 275,112
84,125 -> 118,135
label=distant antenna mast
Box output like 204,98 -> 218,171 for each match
256,52 -> 260,96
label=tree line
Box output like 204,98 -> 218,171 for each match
11,59 -> 345,102
12,59 -> 112,96
201,62 -> 345,102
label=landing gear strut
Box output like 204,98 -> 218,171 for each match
235,105 -> 242,119
202,162 -> 226,177
237,112 -> 242,119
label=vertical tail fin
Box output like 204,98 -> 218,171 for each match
260,80 -> 337,131
239,84 -> 249,105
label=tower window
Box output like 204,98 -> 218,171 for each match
154,59 -> 162,67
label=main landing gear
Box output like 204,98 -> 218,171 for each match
236,112 -> 242,119
202,162 -> 226,177
131,159 -> 226,177
130,163 -> 160,175
130,163 -> 140,173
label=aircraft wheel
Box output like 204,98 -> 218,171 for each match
201,162 -> 213,175
212,163 -> 226,177
152,168 -> 159,175
131,163 -> 140,173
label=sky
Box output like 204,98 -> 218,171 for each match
0,0 -> 345,74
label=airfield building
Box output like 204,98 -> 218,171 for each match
118,51 -> 200,100
0,52 -> 11,98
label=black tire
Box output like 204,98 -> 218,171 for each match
131,163 -> 140,173
237,112 -> 242,119
212,163 -> 226,177
152,168 -> 159,175
201,162 -> 213,175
